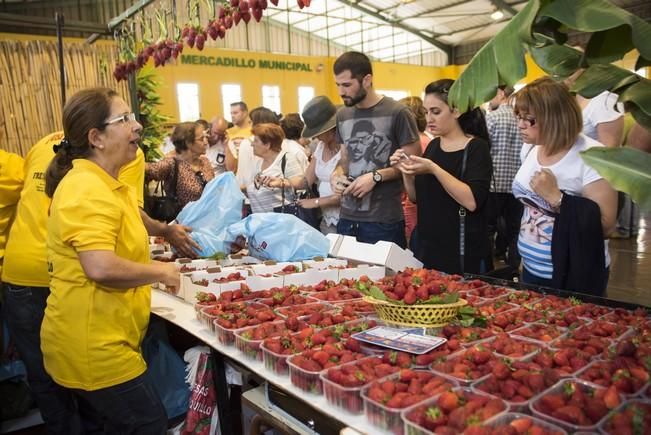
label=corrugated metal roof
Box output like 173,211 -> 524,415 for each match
263,0 -> 530,64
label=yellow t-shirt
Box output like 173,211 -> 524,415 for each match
119,146 -> 145,208
2,133 -> 61,286
2,132 -> 145,287
226,124 -> 252,142
41,159 -> 150,390
0,150 -> 25,276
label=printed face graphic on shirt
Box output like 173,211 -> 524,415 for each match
339,118 -> 392,178
338,117 -> 393,212
521,206 -> 553,245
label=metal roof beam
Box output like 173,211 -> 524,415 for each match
107,0 -> 155,31
488,0 -> 519,17
396,0 -> 469,23
0,12 -> 108,34
336,0 -> 451,58
443,18 -> 509,38
322,22 -> 387,42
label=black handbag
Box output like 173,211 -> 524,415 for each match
145,158 -> 181,223
272,154 -> 320,229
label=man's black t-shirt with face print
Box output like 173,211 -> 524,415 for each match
335,97 -> 419,223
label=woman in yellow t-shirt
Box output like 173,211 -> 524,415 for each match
41,88 -> 179,433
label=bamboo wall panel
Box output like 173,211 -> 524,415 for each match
0,40 -> 129,157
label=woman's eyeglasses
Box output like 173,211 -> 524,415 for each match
103,112 -> 136,127
515,114 -> 536,127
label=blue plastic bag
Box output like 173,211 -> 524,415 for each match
142,336 -> 190,419
175,172 -> 245,257
224,213 -> 330,261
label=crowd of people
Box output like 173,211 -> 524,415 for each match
0,48 -> 645,433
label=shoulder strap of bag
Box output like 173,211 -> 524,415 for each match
458,142 -> 471,274
170,157 -> 179,198
279,153 -> 297,211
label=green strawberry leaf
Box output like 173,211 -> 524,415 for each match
569,296 -> 582,306
442,292 -> 460,304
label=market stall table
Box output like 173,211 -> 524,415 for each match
151,290 -> 375,434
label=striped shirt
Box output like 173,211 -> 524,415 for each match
486,104 -> 522,193
246,152 -> 303,213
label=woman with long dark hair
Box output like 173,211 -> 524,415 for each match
42,88 -> 178,433
390,79 -> 493,274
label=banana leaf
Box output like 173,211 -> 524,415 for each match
448,0 -> 542,112
529,43 -> 583,79
448,0 -> 651,113
580,147 -> 651,211
539,0 -> 651,64
572,64 -> 651,129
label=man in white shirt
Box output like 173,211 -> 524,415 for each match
206,117 -> 229,175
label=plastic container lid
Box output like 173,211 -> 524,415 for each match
482,411 -> 567,435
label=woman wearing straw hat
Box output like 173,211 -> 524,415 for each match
297,96 -> 343,234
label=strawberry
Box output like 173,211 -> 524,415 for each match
509,417 -> 532,433
559,405 -> 592,426
385,392 -> 408,408
436,391 -> 458,412
423,406 -> 447,430
603,385 -> 620,409
404,289 -> 417,305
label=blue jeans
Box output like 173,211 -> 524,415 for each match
521,268 -> 554,288
2,284 -> 81,434
73,372 -> 167,434
336,218 -> 407,248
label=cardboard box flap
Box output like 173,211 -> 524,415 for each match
331,235 -> 422,272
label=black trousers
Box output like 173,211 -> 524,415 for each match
487,192 -> 523,270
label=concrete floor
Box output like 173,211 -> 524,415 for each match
605,211 -> 650,308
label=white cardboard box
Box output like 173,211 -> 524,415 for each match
250,261 -> 303,276
245,274 -> 285,291
337,264 -> 386,281
326,234 -> 423,272
174,258 -> 220,272
219,254 -> 262,267
302,258 -> 349,270
282,268 -> 340,287
181,268 -> 248,303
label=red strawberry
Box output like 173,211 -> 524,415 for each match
436,391 -> 459,412
509,417 -> 532,433
603,385 -> 620,409
404,289 -> 417,305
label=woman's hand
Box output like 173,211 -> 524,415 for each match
389,149 -> 408,168
260,176 -> 284,188
158,262 -> 180,289
530,168 -> 562,206
297,198 -> 319,209
398,155 -> 436,176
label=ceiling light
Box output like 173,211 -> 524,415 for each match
491,10 -> 504,20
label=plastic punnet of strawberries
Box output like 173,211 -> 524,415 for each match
474,358 -> 560,404
601,400 -> 651,434
531,347 -> 592,377
404,388 -> 506,434
430,345 -> 497,382
532,380 -> 622,428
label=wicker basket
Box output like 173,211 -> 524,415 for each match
363,296 -> 468,327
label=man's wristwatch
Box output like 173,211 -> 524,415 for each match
372,169 -> 383,183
